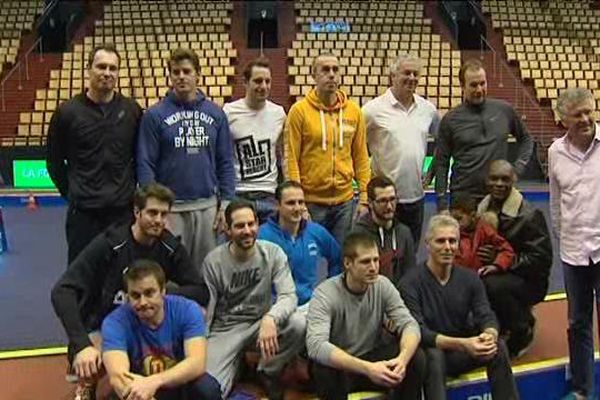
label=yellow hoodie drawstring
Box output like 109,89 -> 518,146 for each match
319,109 -> 327,151
338,108 -> 344,148
319,108 -> 345,151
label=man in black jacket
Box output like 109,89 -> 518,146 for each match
46,44 -> 143,263
352,176 -> 416,289
477,159 -> 552,357
51,183 -> 208,398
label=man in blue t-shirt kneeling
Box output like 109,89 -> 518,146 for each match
101,259 -> 221,400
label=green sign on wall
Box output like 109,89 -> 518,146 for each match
13,160 -> 56,188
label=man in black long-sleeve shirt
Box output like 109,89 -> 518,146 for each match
400,214 -> 519,400
51,183 -> 209,398
46,44 -> 142,263
434,59 -> 533,210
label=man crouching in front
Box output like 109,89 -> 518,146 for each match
306,232 -> 426,399
101,259 -> 221,400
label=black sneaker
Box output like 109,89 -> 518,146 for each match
508,326 -> 534,358
257,371 -> 284,400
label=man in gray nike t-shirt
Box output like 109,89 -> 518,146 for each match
202,200 -> 305,399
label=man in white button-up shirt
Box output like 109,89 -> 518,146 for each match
549,87 -> 600,400
362,53 -> 440,248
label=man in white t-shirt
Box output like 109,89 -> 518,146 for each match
224,57 -> 287,224
362,53 -> 440,247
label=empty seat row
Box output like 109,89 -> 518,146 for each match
295,1 -> 423,12
106,1 -> 232,12
288,48 -> 457,61
104,9 -> 229,20
503,35 -> 584,46
290,40 -> 452,52
295,32 -> 443,43
84,32 -> 231,46
95,23 -> 229,36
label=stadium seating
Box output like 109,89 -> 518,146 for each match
288,1 -> 463,114
16,0 -> 236,144
483,0 -> 600,120
0,1 -> 44,80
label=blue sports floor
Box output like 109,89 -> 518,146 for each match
0,190 -> 563,351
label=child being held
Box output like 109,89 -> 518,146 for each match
450,195 -> 515,277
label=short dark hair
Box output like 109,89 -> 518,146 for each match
133,183 -> 175,211
311,52 -> 338,75
87,44 -> 120,68
168,48 -> 200,73
275,180 -> 303,202
459,58 -> 484,86
123,259 -> 166,291
449,194 -> 477,214
367,175 -> 396,202
243,56 -> 270,82
342,232 -> 377,260
225,199 -> 257,227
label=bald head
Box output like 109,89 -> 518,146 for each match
311,53 -> 339,76
488,160 -> 514,177
312,52 -> 340,97
486,160 -> 516,202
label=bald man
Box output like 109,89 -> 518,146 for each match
477,160 -> 552,357
284,53 -> 370,245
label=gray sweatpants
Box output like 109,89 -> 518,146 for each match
168,198 -> 218,268
206,311 -> 306,397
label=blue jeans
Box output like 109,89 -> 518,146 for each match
395,197 -> 425,249
307,199 -> 355,246
235,192 -> 277,225
109,373 -> 222,400
154,373 -> 222,400
563,260 -> 600,398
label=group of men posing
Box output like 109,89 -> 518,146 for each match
46,43 -> 599,400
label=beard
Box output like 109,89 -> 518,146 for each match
234,234 -> 256,250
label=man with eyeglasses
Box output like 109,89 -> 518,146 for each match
353,176 -> 416,289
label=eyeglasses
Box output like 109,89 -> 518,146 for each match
373,197 -> 397,206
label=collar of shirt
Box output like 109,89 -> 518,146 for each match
562,123 -> 600,159
478,188 -> 523,218
385,88 -> 418,113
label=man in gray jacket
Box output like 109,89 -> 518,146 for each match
203,200 -> 305,399
435,59 -> 533,210
306,232 -> 425,400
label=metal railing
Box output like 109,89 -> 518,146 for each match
439,1 -> 459,46
1,38 -> 44,111
468,0 -> 556,176
479,34 -> 502,87
0,0 -> 58,111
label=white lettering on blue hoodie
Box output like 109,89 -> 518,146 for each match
258,216 -> 342,305
137,90 -> 235,201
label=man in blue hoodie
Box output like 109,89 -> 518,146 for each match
137,48 -> 235,268
258,180 -> 342,311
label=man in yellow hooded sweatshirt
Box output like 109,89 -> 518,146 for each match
284,53 -> 370,245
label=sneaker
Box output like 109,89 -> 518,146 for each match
65,363 -> 78,384
257,371 -> 284,400
508,326 -> 534,358
560,392 -> 588,400
73,382 -> 95,400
